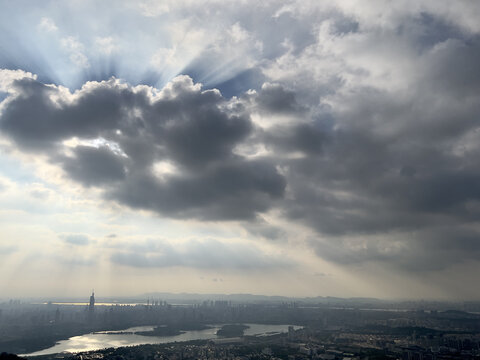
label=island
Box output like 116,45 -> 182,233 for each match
216,324 -> 249,337
136,323 -> 211,337
136,326 -> 184,337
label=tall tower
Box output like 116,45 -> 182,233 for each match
89,290 -> 95,312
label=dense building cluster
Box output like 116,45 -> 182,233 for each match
2,297 -> 480,359
37,327 -> 480,360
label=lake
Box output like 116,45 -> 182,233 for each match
23,323 -> 301,356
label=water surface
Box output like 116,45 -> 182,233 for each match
23,323 -> 301,356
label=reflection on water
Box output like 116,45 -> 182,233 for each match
23,324 -> 301,356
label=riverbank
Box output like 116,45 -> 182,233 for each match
21,324 -> 301,356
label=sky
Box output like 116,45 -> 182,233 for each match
1,0 -> 480,300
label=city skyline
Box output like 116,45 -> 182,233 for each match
1,1 -> 480,300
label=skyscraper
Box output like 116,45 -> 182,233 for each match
89,291 -> 95,312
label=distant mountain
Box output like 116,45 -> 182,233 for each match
138,292 -> 387,305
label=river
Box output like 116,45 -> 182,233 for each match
23,323 -> 301,356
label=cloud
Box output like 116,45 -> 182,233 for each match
38,17 -> 58,33
111,238 -> 293,270
242,218 -> 287,242
262,123 -> 326,156
94,36 -> 117,55
27,183 -> 52,200
111,158 -> 285,220
60,36 -> 90,68
0,245 -> 17,255
60,234 -> 90,246
0,69 -> 37,93
0,179 -> 7,193
2,1 -> 480,280
279,35 -> 480,237
0,74 -> 285,220
254,83 -> 304,115
58,145 -> 127,187
311,226 -> 480,272
256,5 -> 480,272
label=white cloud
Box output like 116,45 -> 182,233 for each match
61,36 -> 90,68
0,69 -> 37,93
95,36 -> 117,55
38,17 -> 58,32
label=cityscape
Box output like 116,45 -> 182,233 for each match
2,293 -> 480,359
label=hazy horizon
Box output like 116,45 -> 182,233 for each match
1,291 -> 470,304
2,1 -> 480,301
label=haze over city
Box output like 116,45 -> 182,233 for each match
2,0 -> 480,301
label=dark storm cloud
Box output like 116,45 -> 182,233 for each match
243,219 -> 287,242
0,74 -> 285,220
282,111 -> 480,237
311,226 -> 480,272
405,13 -> 465,50
111,239 -> 292,270
0,77 -> 139,150
420,38 -> 480,99
161,105 -> 251,167
254,83 -> 304,115
110,158 -> 285,220
263,123 -> 326,155
280,33 -> 480,236
57,145 -> 127,186
273,32 -> 480,271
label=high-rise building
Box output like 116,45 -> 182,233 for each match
89,291 -> 95,312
